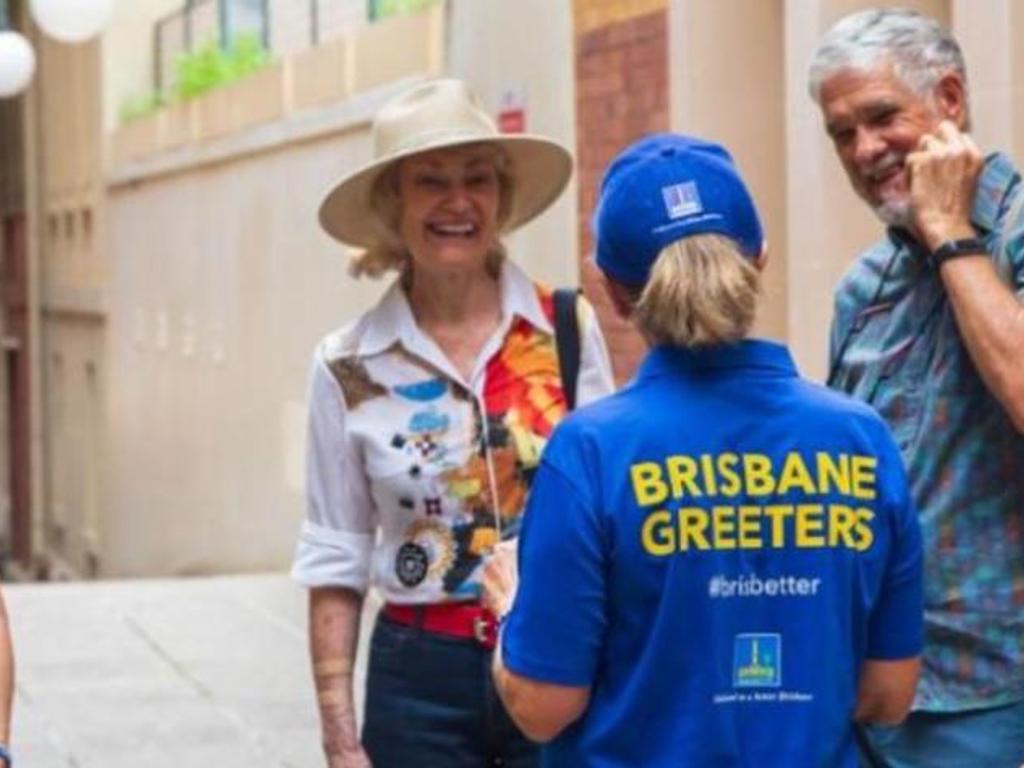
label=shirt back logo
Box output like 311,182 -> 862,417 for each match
662,181 -> 703,220
733,633 -> 782,688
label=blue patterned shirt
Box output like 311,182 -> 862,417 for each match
828,153 -> 1024,712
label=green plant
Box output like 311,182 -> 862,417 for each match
370,0 -> 439,21
173,32 -> 269,102
174,40 -> 229,100
225,33 -> 268,79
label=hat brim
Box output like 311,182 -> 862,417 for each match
318,134 -> 573,247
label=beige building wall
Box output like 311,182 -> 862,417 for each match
33,25 -> 107,577
101,0 -> 182,133
102,8 -> 449,576
1015,2 -> 1024,164
105,126 -> 387,575
447,0 -> 579,288
41,320 -> 106,575
952,0 -> 1024,163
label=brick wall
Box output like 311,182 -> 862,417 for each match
574,0 -> 668,383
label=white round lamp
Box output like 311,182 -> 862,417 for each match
0,30 -> 35,97
30,0 -> 112,43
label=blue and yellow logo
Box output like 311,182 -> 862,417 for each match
733,633 -> 782,688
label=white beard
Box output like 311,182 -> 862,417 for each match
862,150 -> 914,227
873,197 -> 913,228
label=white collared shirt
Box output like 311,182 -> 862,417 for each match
291,261 -> 615,603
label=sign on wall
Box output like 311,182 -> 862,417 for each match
497,85 -> 527,134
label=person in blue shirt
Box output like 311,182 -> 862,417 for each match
483,133 -> 925,767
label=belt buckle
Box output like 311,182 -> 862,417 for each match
473,614 -> 496,649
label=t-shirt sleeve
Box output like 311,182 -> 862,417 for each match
865,425 -> 923,660
290,347 -> 376,591
500,426 -> 607,686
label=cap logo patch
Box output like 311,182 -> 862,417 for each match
662,181 -> 702,220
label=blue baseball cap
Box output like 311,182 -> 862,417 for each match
593,133 -> 764,285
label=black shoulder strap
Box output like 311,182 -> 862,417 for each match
553,288 -> 582,411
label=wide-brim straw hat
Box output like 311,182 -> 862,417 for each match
318,78 -> 573,247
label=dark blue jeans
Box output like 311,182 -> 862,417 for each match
362,612 -> 539,767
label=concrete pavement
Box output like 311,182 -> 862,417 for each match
6,574 -> 379,768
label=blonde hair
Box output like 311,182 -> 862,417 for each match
349,143 -> 516,279
633,234 -> 760,347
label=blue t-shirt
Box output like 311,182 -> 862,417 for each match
501,340 -> 923,768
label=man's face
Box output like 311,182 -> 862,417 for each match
819,64 -> 945,226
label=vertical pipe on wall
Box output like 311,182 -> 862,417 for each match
152,21 -> 162,93
185,0 -> 194,52
260,0 -> 268,49
218,0 -> 229,48
19,0 -> 45,576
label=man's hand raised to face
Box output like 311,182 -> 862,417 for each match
906,120 -> 984,251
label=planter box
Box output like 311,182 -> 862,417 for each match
159,100 -> 197,151
351,3 -> 443,93
111,113 -> 161,166
196,62 -> 286,141
288,36 -> 351,112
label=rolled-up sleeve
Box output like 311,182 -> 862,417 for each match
575,297 -> 615,406
290,348 -> 376,591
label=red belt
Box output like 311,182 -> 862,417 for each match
383,602 -> 498,649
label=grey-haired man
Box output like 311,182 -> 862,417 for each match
809,8 -> 1024,768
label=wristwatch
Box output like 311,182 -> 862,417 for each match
929,237 -> 987,268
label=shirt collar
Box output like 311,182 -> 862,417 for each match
886,152 -> 1020,248
502,259 -> 554,334
636,338 -> 798,382
356,260 -> 553,358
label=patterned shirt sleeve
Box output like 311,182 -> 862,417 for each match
290,346 -> 376,591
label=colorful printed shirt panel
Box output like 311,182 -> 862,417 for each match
502,341 -> 922,767
828,153 -> 1024,712
291,262 -> 615,603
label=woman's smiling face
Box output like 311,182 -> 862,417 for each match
397,146 -> 503,274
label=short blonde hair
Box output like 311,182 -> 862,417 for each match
633,234 -> 760,347
349,143 -> 516,279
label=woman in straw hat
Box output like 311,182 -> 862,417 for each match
484,134 -> 923,766
291,78 -> 614,766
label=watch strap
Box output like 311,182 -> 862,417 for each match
930,237 -> 986,267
